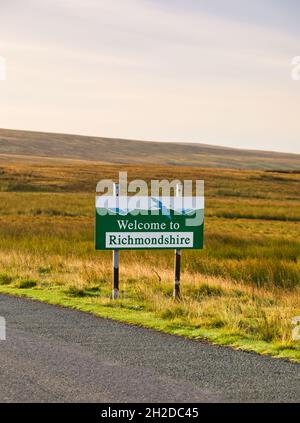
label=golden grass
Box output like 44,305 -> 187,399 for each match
0,159 -> 299,359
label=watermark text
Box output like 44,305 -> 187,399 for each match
291,56 -> 300,81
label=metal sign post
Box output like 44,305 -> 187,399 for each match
112,183 -> 120,299
174,249 -> 181,299
174,183 -> 183,299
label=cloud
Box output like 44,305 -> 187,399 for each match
0,0 -> 299,153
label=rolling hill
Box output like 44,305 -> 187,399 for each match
0,128 -> 299,170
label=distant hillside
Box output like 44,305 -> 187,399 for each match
0,128 -> 299,170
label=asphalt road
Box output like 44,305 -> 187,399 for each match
0,294 -> 299,403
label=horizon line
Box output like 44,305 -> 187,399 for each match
0,126 -> 299,157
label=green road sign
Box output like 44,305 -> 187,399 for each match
95,196 -> 204,250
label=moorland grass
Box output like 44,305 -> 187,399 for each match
0,160 -> 299,360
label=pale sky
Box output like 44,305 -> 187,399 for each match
0,0 -> 299,153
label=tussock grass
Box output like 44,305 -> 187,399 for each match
0,273 -> 13,285
18,279 -> 38,289
66,286 -> 101,298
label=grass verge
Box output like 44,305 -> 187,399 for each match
0,282 -> 299,362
